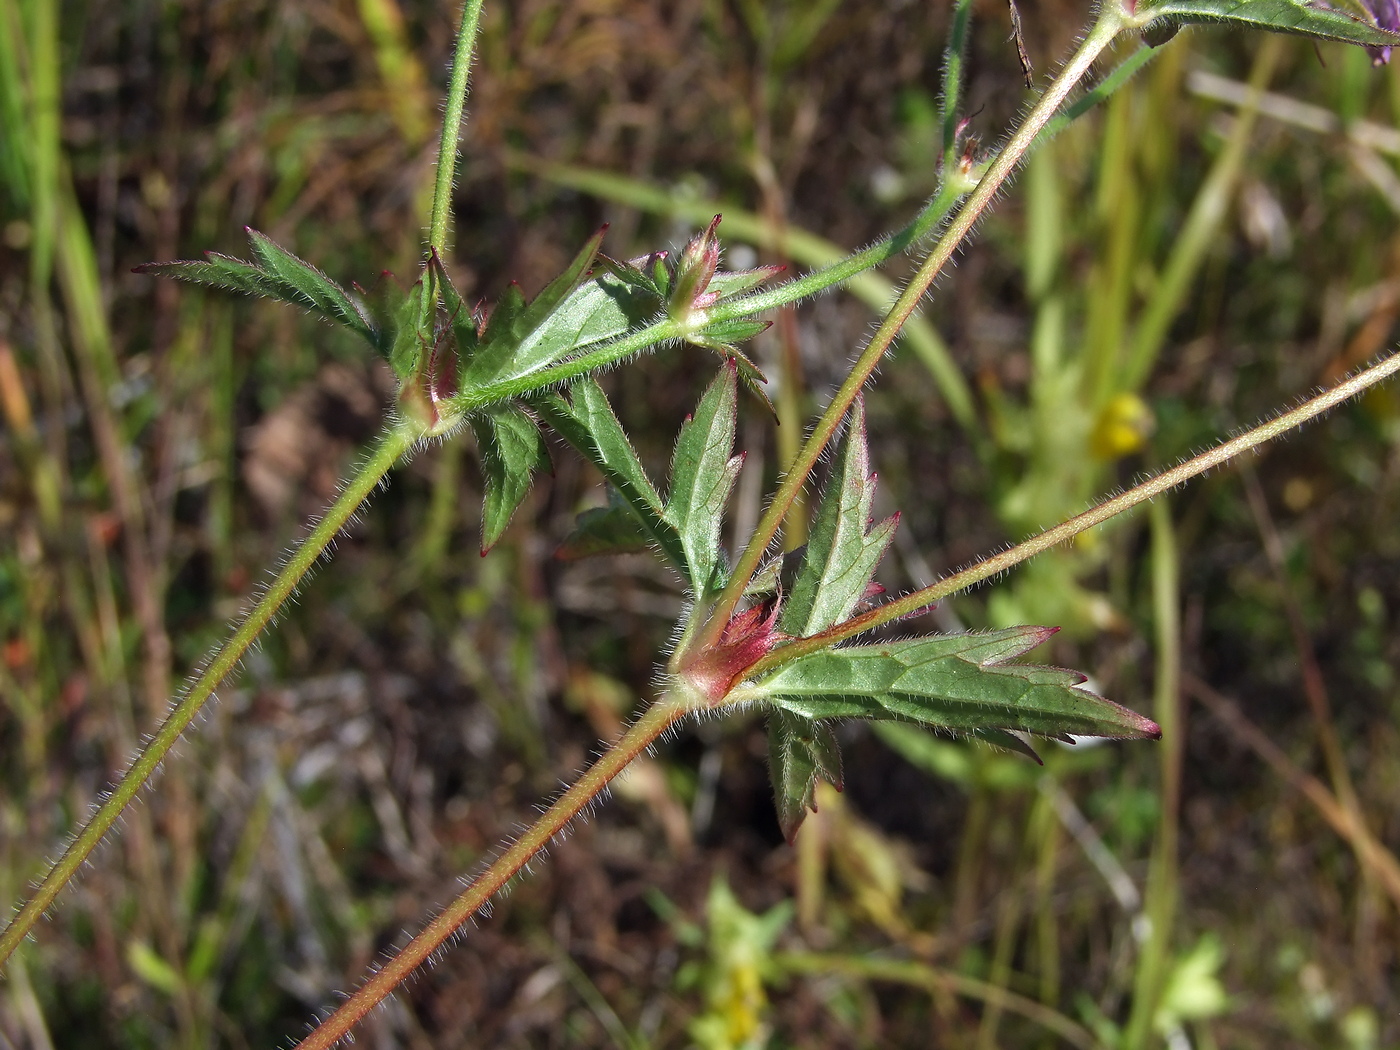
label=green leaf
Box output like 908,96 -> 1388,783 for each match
457,234 -> 662,393
756,628 -> 1161,742
664,363 -> 744,598
431,251 -> 482,364
706,265 -> 784,301
1136,0 -> 1400,47
135,230 -> 379,348
463,282 -> 530,384
470,403 -> 550,553
518,226 -> 608,334
556,500 -> 651,560
245,229 -> 375,336
744,556 -> 784,598
768,709 -> 843,842
535,378 -> 689,578
780,397 -> 897,637
380,281 -> 432,383
596,251 -> 669,297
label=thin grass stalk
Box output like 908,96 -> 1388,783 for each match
975,821 -> 1032,1050
775,951 -> 1098,1050
1122,498 -> 1183,1050
1120,35 -> 1282,394
1185,675 -> 1400,909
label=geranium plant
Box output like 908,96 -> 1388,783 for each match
3,0 -> 1400,1046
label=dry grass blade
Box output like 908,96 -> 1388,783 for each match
1186,674 -> 1400,911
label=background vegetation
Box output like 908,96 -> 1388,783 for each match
1,0 -> 1399,1046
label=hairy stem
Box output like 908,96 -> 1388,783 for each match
454,176 -> 974,413
695,9 -> 1126,654
939,0 -> 977,171
749,352 -> 1400,673
293,687 -> 696,1050
0,424 -> 417,968
462,28 -> 1164,419
429,0 -> 485,254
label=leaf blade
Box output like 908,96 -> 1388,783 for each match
471,403 -> 550,553
556,502 -> 651,560
135,231 -> 379,348
768,709 -> 844,842
758,630 -> 1161,742
244,229 -> 376,341
1139,0 -> 1400,46
535,378 -> 689,579
664,363 -> 743,598
780,397 -> 897,637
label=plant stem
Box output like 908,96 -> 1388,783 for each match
0,423 -> 418,969
429,0 -> 485,254
458,318 -> 685,409
1042,42 -> 1159,141
293,688 -> 695,1050
696,9 -> 1126,655
473,29 -> 1161,422
456,175 -> 974,413
705,181 -> 969,326
748,350 -> 1400,673
939,0 -> 977,171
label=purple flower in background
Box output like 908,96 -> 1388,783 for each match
1364,0 -> 1400,64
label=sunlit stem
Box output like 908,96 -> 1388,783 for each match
429,0 -> 486,254
692,7 -> 1126,656
748,352 -> 1400,675
292,684 -> 699,1050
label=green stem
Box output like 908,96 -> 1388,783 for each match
939,0 -> 977,170
429,0 -> 486,254
454,177 -> 971,413
748,350 -> 1400,674
474,35 -> 1160,424
703,179 -> 967,325
458,318 -> 685,409
1042,42 -> 1159,141
0,424 -> 418,969
695,9 -> 1126,655
293,686 -> 696,1050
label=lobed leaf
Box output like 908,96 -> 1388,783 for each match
706,265 -> 785,301
1137,0 -> 1400,46
664,363 -> 744,598
458,237 -> 662,392
135,230 -> 379,348
756,628 -> 1161,742
471,403 -> 550,553
596,250 -> 673,299
245,229 -> 376,337
780,397 -> 898,637
768,709 -> 844,842
535,378 -> 689,579
518,227 -> 609,335
556,501 -> 651,561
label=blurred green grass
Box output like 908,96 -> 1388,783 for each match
2,1 -> 1399,1047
